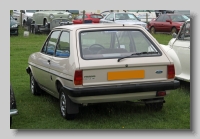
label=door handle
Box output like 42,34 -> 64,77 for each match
47,60 -> 50,64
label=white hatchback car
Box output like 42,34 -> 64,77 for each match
26,23 -> 180,120
160,19 -> 190,82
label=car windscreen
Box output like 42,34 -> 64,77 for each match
115,13 -> 138,20
170,15 -> 189,22
79,30 -> 161,60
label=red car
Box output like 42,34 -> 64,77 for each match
73,13 -> 103,24
147,14 -> 190,34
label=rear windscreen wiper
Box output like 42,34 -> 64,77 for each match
117,51 -> 159,62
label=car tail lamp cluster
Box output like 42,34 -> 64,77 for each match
156,91 -> 166,96
167,64 -> 175,79
74,70 -> 83,85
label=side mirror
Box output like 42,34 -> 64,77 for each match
166,20 -> 172,24
172,33 -> 177,38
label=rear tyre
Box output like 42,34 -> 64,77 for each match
150,27 -> 155,34
30,72 -> 41,95
171,27 -> 177,34
59,86 -> 78,120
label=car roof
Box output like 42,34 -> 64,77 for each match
54,23 -> 144,30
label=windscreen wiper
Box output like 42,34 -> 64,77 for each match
117,51 -> 159,62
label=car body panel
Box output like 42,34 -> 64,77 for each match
32,10 -> 73,30
10,15 -> 18,35
159,19 -> 190,82
126,10 -> 156,22
73,13 -> 103,24
27,23 -> 179,105
100,12 -> 147,29
148,14 -> 189,34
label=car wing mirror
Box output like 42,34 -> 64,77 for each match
172,33 -> 177,38
166,20 -> 172,24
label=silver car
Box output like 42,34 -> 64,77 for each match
100,12 -> 147,30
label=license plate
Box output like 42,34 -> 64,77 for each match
108,70 -> 145,80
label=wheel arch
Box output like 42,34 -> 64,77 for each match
55,79 -> 64,94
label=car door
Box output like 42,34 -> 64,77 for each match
172,21 -> 190,80
154,15 -> 164,32
49,31 -> 71,96
162,15 -> 171,32
36,30 -> 61,93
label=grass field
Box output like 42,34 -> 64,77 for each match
10,27 -> 190,129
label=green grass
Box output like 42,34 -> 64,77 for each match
10,27 -> 190,129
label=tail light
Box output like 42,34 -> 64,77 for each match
74,70 -> 83,85
156,91 -> 166,96
167,64 -> 175,79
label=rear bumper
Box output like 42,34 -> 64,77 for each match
64,80 -> 180,97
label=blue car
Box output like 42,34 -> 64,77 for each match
10,15 -> 18,36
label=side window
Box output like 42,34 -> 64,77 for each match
178,22 -> 190,40
156,15 -> 164,21
105,13 -> 114,20
163,15 -> 170,22
41,31 -> 61,55
55,31 -> 70,57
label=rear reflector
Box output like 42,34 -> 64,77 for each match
74,70 -> 83,85
156,91 -> 166,96
167,65 -> 175,79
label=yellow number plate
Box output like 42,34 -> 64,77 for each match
108,70 -> 145,80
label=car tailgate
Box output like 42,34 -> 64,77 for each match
78,56 -> 172,86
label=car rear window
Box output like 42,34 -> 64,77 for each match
79,30 -> 161,60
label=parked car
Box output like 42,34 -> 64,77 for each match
10,84 -> 18,127
126,10 -> 157,22
12,10 -> 37,26
148,14 -> 190,34
73,13 -> 103,24
99,12 -> 147,30
28,10 -> 73,34
10,15 -> 19,36
26,23 -> 180,120
160,19 -> 190,82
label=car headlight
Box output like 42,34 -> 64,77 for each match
49,14 -> 54,19
11,24 -> 18,28
68,14 -> 72,19
141,24 -> 147,29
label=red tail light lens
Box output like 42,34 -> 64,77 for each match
167,65 -> 175,79
156,91 -> 166,96
74,70 -> 83,85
